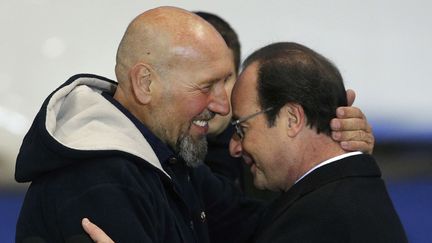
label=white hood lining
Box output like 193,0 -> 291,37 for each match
45,76 -> 170,178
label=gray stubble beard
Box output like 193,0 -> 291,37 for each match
176,133 -> 208,167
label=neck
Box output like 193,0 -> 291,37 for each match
114,84 -> 143,122
289,129 -> 346,188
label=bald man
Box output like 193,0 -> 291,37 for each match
15,6 -> 374,243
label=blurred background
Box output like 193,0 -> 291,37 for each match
1,0 -> 431,242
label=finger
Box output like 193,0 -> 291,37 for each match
82,218 -> 114,243
332,130 -> 374,154
335,106 -> 365,119
332,130 -> 374,143
330,117 -> 370,132
340,141 -> 374,154
346,89 -> 356,106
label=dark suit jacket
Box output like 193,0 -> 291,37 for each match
253,154 -> 408,243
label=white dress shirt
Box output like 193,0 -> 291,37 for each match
295,151 -> 363,184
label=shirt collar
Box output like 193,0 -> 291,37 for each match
295,151 -> 363,184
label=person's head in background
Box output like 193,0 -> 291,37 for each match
194,11 -> 241,136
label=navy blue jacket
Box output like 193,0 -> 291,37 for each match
15,74 -> 263,243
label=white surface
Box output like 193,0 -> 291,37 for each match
1,0 -> 431,185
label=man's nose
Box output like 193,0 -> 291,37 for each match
208,82 -> 230,116
229,134 -> 242,158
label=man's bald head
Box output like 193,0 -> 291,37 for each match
115,6 -> 229,85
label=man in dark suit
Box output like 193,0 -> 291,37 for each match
195,11 -> 376,201
229,42 -> 408,242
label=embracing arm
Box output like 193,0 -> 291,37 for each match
331,89 -> 375,154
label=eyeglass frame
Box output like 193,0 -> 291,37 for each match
231,107 -> 274,140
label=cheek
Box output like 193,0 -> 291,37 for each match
175,95 -> 209,119
245,137 -> 280,175
243,131 -> 271,158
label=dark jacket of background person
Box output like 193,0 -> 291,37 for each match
205,129 -> 280,201
205,126 -> 245,191
253,154 -> 408,243
15,74 -> 263,243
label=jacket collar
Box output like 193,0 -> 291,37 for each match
45,74 -> 171,178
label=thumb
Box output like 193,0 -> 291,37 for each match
346,89 -> 356,106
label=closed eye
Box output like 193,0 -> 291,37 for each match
239,124 -> 248,132
200,85 -> 212,93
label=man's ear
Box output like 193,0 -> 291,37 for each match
282,103 -> 304,137
129,63 -> 155,104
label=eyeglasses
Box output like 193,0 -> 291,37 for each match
231,107 -> 274,140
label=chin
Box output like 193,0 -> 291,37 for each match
253,180 -> 267,190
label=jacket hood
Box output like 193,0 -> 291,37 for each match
15,74 -> 169,182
